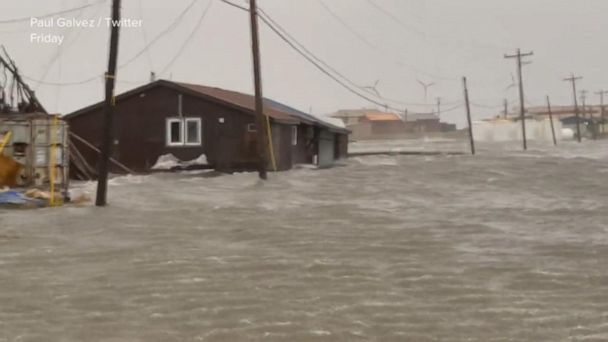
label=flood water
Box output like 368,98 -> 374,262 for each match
1,140 -> 607,341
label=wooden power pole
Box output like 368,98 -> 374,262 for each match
580,90 -> 588,118
462,77 -> 475,155
546,95 -> 557,146
249,0 -> 269,180
504,49 -> 533,151
96,0 -> 121,206
564,74 -> 583,143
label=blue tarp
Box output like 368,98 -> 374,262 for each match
0,191 -> 45,208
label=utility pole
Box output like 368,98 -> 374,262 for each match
563,74 -> 583,143
580,90 -> 588,118
595,90 -> 608,134
249,0 -> 269,180
504,49 -> 533,150
580,90 -> 595,139
462,77 -> 475,155
546,96 -> 557,146
96,0 -> 121,206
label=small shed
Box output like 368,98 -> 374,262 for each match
64,80 -> 349,177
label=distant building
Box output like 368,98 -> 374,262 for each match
473,117 -> 563,142
332,109 -> 456,140
525,105 -> 606,138
65,80 -> 349,177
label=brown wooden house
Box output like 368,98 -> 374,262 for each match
64,80 -> 349,177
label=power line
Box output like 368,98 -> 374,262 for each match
365,0 -> 424,36
22,0 -> 200,87
317,0 -> 376,49
119,0 -> 199,68
218,0 -> 463,112
257,13 -> 402,111
254,2 -> 458,110
0,0 -> 107,24
138,0 -> 155,72
34,3 -> 107,90
159,0 -> 213,76
255,5 -> 444,107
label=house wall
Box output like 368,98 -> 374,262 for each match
67,86 -> 292,175
336,133 -> 348,159
411,119 -> 442,133
317,129 -> 335,168
371,121 -> 407,135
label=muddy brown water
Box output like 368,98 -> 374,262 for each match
1,141 -> 607,341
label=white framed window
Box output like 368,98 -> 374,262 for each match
166,117 -> 202,147
167,118 -> 183,146
185,118 -> 202,146
247,123 -> 257,132
292,126 -> 298,146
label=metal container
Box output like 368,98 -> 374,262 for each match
0,113 -> 69,191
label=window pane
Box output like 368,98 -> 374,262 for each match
170,121 -> 181,143
186,120 -> 200,144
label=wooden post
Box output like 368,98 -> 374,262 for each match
463,77 -> 475,155
505,49 -> 533,150
546,96 -> 557,146
96,0 -> 121,206
249,0 -> 269,180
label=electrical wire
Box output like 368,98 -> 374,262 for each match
0,0 -> 107,24
138,0 -> 155,72
120,0 -> 199,68
255,3 -> 462,106
316,0 -> 376,49
159,0 -> 213,76
364,0 -> 424,37
34,3 -> 107,90
22,0 -> 200,87
217,0 -> 458,112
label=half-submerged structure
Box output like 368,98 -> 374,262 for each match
65,80 -> 349,177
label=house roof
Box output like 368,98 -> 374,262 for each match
65,80 -> 351,133
363,112 -> 402,121
263,98 -> 349,133
65,80 -> 299,124
176,82 -> 300,124
527,105 -> 603,116
331,109 -> 369,118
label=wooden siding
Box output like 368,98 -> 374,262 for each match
68,86 -> 291,175
66,82 -> 350,177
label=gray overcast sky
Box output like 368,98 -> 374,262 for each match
1,0 -> 607,127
